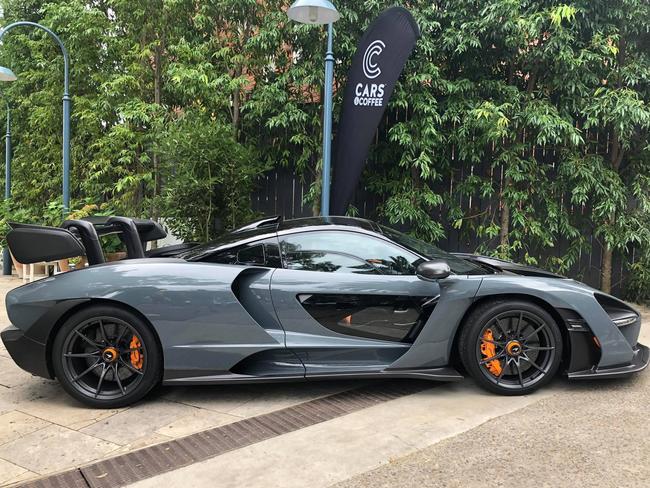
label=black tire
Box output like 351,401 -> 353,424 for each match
459,299 -> 563,396
52,305 -> 162,408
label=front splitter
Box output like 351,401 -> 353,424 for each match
568,343 -> 649,379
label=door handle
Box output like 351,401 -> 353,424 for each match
393,308 -> 411,313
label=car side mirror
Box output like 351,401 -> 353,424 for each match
416,260 -> 451,281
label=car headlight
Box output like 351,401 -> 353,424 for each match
594,293 -> 640,328
611,314 -> 639,327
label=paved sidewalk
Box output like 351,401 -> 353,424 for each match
0,276 -> 355,486
129,378 -> 556,488
334,308 -> 650,488
336,375 -> 650,488
1,272 -> 647,488
129,311 -> 650,488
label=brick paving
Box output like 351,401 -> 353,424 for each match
0,276 -> 355,486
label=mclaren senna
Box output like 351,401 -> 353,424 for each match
1,215 -> 647,407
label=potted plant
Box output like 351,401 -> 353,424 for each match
102,234 -> 127,262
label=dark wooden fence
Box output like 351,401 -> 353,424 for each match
251,163 -> 633,297
250,123 -> 634,297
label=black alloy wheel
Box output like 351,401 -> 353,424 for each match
459,300 -> 563,395
52,305 -> 161,408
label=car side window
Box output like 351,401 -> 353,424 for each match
236,244 -> 265,265
284,250 -> 378,274
280,231 -> 421,275
203,238 -> 281,268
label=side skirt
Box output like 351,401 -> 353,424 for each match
162,366 -> 463,386
308,367 -> 463,382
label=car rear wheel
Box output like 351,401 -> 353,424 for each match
459,300 -> 562,395
52,305 -> 161,408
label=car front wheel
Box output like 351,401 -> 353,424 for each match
459,299 -> 563,395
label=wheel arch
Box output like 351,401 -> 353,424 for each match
45,298 -> 164,379
449,293 -> 570,367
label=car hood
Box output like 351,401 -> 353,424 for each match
452,253 -> 564,279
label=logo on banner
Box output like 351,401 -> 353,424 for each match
355,39 -> 386,107
363,40 -> 385,79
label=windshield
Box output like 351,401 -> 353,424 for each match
378,224 -> 485,275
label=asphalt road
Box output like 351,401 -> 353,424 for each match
335,311 -> 650,488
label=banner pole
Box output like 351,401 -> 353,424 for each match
329,7 -> 419,215
3,104 -> 10,275
321,22 -> 334,216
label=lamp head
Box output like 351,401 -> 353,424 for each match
0,66 -> 16,82
287,0 -> 340,25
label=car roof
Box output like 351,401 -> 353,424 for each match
180,216 -> 385,261
278,216 -> 380,233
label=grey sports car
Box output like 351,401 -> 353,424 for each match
2,215 -> 648,408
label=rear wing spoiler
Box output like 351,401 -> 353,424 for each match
81,216 -> 166,242
7,223 -> 86,265
7,216 -> 168,265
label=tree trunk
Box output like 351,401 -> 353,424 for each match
232,65 -> 241,141
601,131 -> 624,292
601,246 -> 613,294
499,202 -> 510,249
150,40 -> 163,248
312,164 -> 321,217
497,61 -> 537,254
231,23 -> 251,141
499,176 -> 511,250
411,167 -> 421,193
152,43 -> 162,195
600,39 -> 627,292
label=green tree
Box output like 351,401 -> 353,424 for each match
0,0 -> 648,299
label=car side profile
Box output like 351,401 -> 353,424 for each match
2,215 -> 648,407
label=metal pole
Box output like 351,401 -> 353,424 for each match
62,92 -> 70,214
2,103 -> 10,275
321,23 -> 334,216
5,104 -> 10,199
0,21 -> 71,217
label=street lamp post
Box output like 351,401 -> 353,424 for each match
0,21 -> 71,216
4,101 -> 10,201
3,101 -> 11,275
287,0 -> 340,216
0,66 -> 16,275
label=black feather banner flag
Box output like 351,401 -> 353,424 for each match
330,7 -> 420,215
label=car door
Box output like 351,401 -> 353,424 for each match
201,237 -> 306,378
270,230 -> 440,376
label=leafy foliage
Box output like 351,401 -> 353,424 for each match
154,109 -> 262,242
0,0 -> 648,298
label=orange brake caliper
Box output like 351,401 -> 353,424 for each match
480,329 -> 502,376
129,335 -> 144,370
